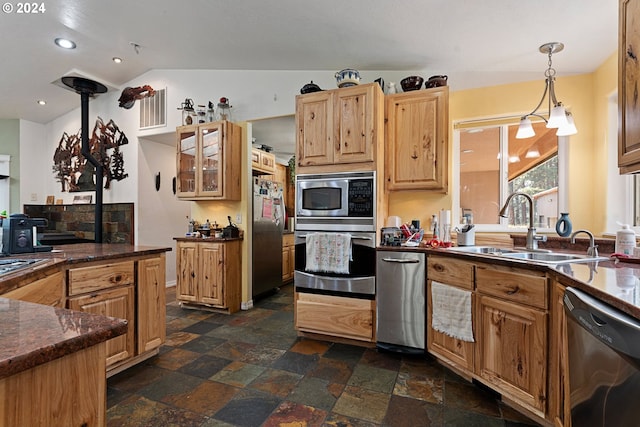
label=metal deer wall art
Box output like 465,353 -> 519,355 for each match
52,117 -> 129,192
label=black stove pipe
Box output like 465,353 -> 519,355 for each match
79,90 -> 103,242
61,76 -> 108,243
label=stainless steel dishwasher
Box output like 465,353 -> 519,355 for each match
564,287 -> 640,426
376,250 -> 425,354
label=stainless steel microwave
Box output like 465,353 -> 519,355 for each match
295,171 -> 376,232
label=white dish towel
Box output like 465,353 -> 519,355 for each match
431,280 -> 475,342
305,233 -> 351,274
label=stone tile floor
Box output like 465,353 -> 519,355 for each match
106,284 -> 541,426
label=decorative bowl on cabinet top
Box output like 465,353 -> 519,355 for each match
400,76 -> 424,92
335,68 -> 361,88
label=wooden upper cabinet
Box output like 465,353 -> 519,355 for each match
296,83 -> 382,172
176,121 -> 241,200
619,0 -> 640,173
333,84 -> 376,164
252,148 -> 276,175
385,86 -> 449,192
296,90 -> 333,166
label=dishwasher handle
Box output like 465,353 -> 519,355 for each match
380,257 -> 421,264
564,287 -> 640,360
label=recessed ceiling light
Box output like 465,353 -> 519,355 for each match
54,38 -> 76,49
36,100 -> 46,105
112,57 -> 123,64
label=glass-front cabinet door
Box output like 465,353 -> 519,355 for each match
177,125 -> 197,197
175,120 -> 240,200
199,123 -> 223,197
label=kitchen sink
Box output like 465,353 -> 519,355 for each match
448,246 -> 517,254
447,246 -> 607,264
504,252 -> 607,264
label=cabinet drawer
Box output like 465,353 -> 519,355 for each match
283,233 -> 294,247
295,292 -> 374,342
476,265 -> 547,309
68,261 -> 135,296
427,256 -> 474,290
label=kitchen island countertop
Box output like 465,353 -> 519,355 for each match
0,243 -> 171,295
0,297 -> 127,379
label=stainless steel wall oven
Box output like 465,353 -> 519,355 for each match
294,171 -> 377,298
294,231 -> 376,297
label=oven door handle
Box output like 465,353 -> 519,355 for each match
380,258 -> 421,264
296,234 -> 373,241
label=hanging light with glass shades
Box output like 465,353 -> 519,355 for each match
516,42 -> 577,139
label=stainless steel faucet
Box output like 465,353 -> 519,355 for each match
570,229 -> 599,257
499,192 -> 547,251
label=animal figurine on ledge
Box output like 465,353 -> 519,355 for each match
118,85 -> 156,109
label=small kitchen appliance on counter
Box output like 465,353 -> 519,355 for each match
2,214 -> 53,254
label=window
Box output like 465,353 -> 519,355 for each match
455,120 -> 564,231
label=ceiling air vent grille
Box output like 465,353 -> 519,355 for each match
139,88 -> 166,130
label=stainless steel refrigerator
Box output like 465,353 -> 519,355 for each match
252,177 -> 284,299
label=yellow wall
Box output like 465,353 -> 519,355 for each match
389,52 -> 618,236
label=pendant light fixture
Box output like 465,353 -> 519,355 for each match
516,42 -> 577,139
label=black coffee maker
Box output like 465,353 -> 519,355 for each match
2,214 -> 53,254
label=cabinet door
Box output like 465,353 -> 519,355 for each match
176,124 -> 198,197
476,294 -> 547,415
549,281 -> 571,426
200,243 -> 225,306
176,241 -> 198,302
619,0 -> 640,173
138,255 -> 166,353
385,87 -> 448,191
68,286 -> 135,367
296,91 -> 333,166
333,84 -> 376,164
198,122 -> 224,197
427,280 -> 475,372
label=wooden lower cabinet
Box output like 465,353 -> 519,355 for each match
475,294 -> 547,416
427,255 -> 553,424
176,239 -> 242,313
65,255 -> 167,373
427,280 -> 475,372
426,256 -> 476,372
282,233 -> 294,282
295,292 -> 375,342
475,264 -> 548,417
0,342 -> 106,427
68,285 -> 135,367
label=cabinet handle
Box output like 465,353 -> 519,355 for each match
433,264 -> 445,272
506,285 -> 520,295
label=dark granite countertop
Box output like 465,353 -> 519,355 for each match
0,297 -> 127,379
0,243 -> 171,295
412,246 -> 640,320
173,236 -> 243,242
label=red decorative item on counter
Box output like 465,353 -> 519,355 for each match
400,223 -> 412,238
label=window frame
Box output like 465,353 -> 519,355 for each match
453,119 -> 569,233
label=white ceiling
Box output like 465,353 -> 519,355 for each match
0,0 -> 618,125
